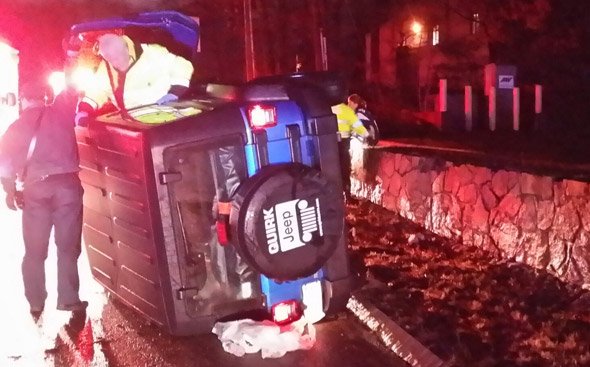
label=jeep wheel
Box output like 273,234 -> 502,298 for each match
230,163 -> 345,281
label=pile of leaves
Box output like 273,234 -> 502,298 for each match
347,199 -> 590,367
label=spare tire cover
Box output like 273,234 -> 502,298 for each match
230,163 -> 344,280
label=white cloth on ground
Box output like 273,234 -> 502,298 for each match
212,317 -> 316,359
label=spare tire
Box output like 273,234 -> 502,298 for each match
230,163 -> 345,281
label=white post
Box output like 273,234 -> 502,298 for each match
465,85 -> 473,131
535,84 -> 543,114
243,0 -> 256,80
513,87 -> 520,131
534,84 -> 543,131
365,33 -> 372,82
439,79 -> 447,112
320,28 -> 328,71
488,87 -> 496,131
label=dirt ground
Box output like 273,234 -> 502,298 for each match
346,199 -> 590,367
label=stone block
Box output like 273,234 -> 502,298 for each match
380,155 -> 396,178
565,179 -> 588,197
567,231 -> 590,285
537,200 -> 555,231
491,193 -> 523,224
389,171 -> 403,196
516,231 -> 546,268
382,192 -> 398,212
517,196 -> 538,233
552,202 -> 580,241
458,184 -> 478,205
578,200 -> 590,233
553,181 -> 567,207
490,222 -> 521,257
463,197 -> 489,233
548,233 -> 570,277
433,172 -> 446,194
481,183 -> 498,211
520,173 -> 553,200
444,166 -> 462,195
404,169 -> 433,197
396,155 -> 413,176
473,166 -> 493,186
491,170 -> 519,198
431,193 -> 459,238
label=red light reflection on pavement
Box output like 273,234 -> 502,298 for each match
0,206 -> 109,366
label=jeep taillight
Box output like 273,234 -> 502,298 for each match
216,220 -> 229,246
271,300 -> 302,325
248,105 -> 277,129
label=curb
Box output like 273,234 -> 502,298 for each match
347,291 -> 448,367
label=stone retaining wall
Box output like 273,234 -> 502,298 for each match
351,146 -> 590,288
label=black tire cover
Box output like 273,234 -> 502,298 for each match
230,163 -> 345,280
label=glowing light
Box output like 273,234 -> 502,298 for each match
271,300 -> 302,325
248,105 -> 277,129
411,21 -> 423,34
48,71 -> 66,96
72,67 -> 95,92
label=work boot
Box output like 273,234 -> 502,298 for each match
57,301 -> 88,312
30,304 -> 44,321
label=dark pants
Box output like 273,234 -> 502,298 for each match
22,173 -> 83,308
338,138 -> 351,194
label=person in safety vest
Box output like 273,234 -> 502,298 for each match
347,93 -> 379,146
331,101 -> 369,198
76,33 -> 194,124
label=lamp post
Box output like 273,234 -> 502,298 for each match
243,0 -> 256,80
411,21 -> 423,46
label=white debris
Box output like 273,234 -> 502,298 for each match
212,317 -> 316,359
407,233 -> 425,245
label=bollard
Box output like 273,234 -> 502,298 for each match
439,79 -> 447,112
488,87 -> 496,131
513,87 -> 520,131
535,84 -> 543,131
465,85 -> 473,131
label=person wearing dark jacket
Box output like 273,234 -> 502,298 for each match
347,93 -> 380,146
0,80 -> 86,318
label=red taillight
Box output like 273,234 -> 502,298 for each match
248,105 -> 277,129
271,300 -> 302,325
216,220 -> 229,246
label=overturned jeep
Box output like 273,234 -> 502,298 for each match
68,11 -> 351,335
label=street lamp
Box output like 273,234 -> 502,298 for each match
411,21 -> 423,35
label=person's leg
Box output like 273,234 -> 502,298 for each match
22,184 -> 53,311
338,138 -> 352,194
51,176 -> 84,308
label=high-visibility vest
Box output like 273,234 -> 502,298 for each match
331,103 -> 369,139
81,40 -> 194,111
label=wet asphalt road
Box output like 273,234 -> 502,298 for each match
100,297 -> 405,367
0,205 -> 405,367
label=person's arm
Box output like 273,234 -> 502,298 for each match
164,48 -> 194,99
343,106 -> 369,138
149,45 -> 194,105
352,119 -> 369,138
77,61 -> 111,115
0,116 -> 27,171
357,109 -> 370,122
53,88 -> 79,126
0,118 -> 26,209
